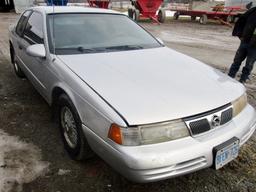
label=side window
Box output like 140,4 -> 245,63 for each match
24,12 -> 44,44
16,11 -> 31,37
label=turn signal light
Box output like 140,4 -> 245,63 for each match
108,124 -> 122,145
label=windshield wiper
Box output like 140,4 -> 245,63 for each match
56,47 -> 107,53
56,45 -> 144,54
104,45 -> 144,51
77,46 -> 109,53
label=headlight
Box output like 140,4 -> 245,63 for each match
108,120 -> 190,146
232,93 -> 247,117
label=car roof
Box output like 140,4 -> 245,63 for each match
31,6 -> 122,15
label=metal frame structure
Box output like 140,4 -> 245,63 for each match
128,0 -> 163,23
157,2 -> 246,25
87,0 -> 110,9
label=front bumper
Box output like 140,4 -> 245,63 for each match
83,104 -> 256,183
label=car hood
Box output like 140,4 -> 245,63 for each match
58,47 -> 244,126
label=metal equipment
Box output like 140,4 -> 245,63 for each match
128,0 -> 163,23
157,1 -> 246,25
173,6 -> 242,25
87,0 -> 110,9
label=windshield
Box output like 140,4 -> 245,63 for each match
47,13 -> 162,54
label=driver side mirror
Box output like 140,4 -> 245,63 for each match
26,44 -> 46,58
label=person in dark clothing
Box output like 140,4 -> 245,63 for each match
46,0 -> 68,6
228,4 -> 256,83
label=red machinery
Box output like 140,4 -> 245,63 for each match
157,3 -> 245,25
172,6 -> 243,26
87,0 -> 110,9
128,0 -> 163,23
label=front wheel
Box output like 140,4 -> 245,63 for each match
199,14 -> 208,25
58,94 -> 93,160
226,15 -> 234,23
173,12 -> 180,20
128,8 -> 133,19
158,9 -> 166,23
132,9 -> 140,21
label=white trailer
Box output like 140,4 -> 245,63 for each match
13,0 -> 34,13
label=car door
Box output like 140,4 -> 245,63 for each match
19,11 -> 49,99
11,10 -> 32,72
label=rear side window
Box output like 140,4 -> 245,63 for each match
24,12 -> 44,44
16,10 -> 31,36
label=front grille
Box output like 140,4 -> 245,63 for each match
189,119 -> 210,135
184,105 -> 233,136
221,108 -> 233,125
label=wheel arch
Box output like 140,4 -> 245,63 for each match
9,40 -> 14,64
51,86 -> 66,106
51,85 -> 83,123
51,82 -> 128,128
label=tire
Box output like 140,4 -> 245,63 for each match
191,16 -> 196,21
128,8 -> 133,19
132,9 -> 140,21
157,9 -> 166,23
58,94 -> 93,160
199,14 -> 207,25
226,15 -> 234,23
234,16 -> 239,23
173,12 -> 179,20
10,45 -> 25,78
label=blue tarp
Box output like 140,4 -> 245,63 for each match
46,0 -> 68,6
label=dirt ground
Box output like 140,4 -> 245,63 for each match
0,13 -> 256,192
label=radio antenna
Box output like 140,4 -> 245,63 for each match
52,0 -> 56,56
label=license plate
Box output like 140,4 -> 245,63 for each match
213,137 -> 240,170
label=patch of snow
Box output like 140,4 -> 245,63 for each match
122,11 -> 128,16
67,3 -> 87,6
0,130 -> 49,192
158,30 -> 238,51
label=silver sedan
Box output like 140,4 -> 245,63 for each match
9,6 -> 256,183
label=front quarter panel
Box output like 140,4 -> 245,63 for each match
50,57 -> 127,140
9,24 -> 15,43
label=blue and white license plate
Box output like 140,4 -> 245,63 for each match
214,138 -> 240,170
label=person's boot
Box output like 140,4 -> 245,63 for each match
239,75 -> 249,84
228,72 -> 236,78
239,78 -> 246,84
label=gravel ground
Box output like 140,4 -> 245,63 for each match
0,13 -> 256,192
